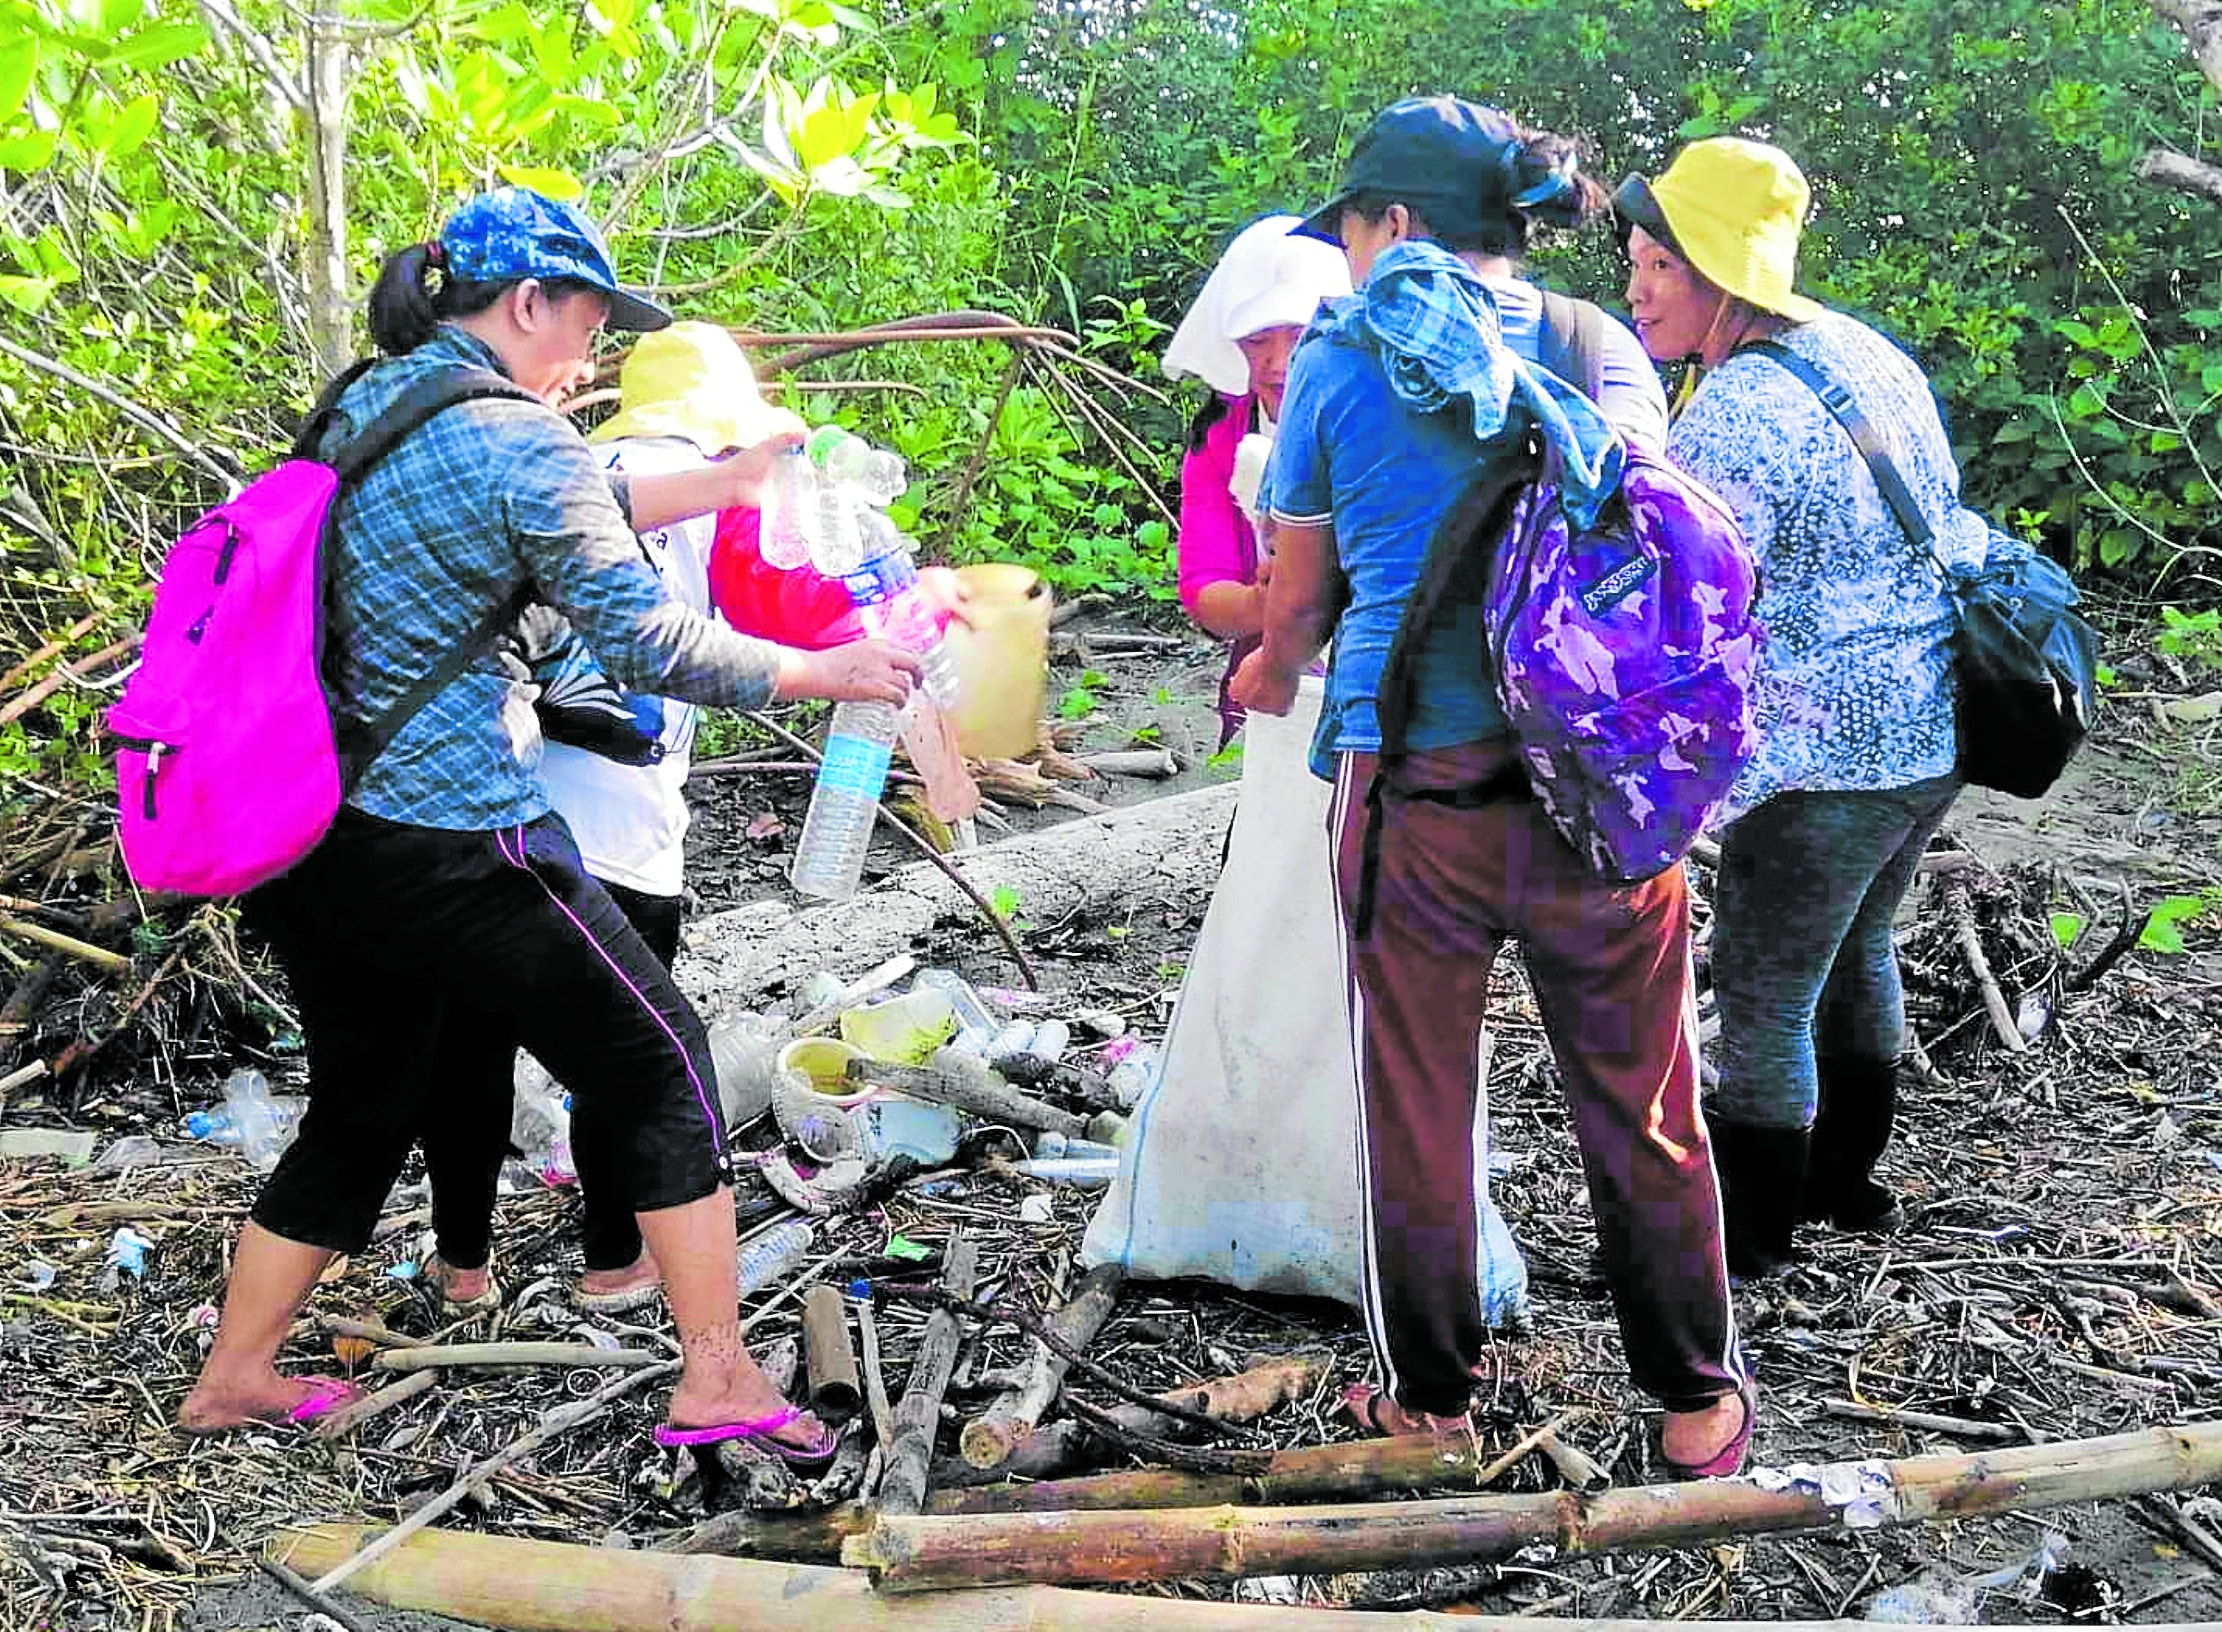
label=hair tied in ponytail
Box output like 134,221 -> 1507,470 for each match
423,239 -> 447,268
1510,149 -> 1578,212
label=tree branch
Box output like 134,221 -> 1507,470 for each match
2149,0 -> 2222,93
2137,143 -> 2222,207
0,334 -> 243,491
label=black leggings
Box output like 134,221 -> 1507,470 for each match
422,880 -> 684,1273
245,809 -> 727,1255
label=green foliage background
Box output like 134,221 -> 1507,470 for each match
4,0 -> 2221,807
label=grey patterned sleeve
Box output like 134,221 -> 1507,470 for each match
489,403 -> 785,709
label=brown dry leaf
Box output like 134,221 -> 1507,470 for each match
331,1334 -> 374,1371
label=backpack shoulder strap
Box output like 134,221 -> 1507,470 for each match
1537,291 -> 1608,401
321,364 -> 544,788
337,585 -> 531,791
1352,443 -> 1539,937
326,366 -> 542,486
1744,340 -> 1947,580
289,359 -> 379,462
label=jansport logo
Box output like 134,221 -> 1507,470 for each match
1581,555 -> 1656,617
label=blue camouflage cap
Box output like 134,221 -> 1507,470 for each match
439,187 -> 671,333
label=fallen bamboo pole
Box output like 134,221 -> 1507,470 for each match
848,1420 -> 2222,1592
671,1416 -> 1565,1563
274,1522 -> 2219,1632
372,1342 -> 660,1373
960,1263 -> 1123,1469
878,1231 -> 979,1516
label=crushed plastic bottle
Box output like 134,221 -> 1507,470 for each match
184,1071 -> 306,1170
737,1219 -> 817,1297
94,1134 -> 173,1170
1101,1039 -> 1160,1109
804,427 -> 905,576
1864,1533 -> 2068,1623
707,1010 -> 788,1130
840,988 -> 957,1066
508,1057 -> 577,1186
758,444 -> 819,569
986,1020 -> 1037,1059
97,1226 -> 153,1293
1027,1019 -> 1071,1065
914,968 -> 996,1035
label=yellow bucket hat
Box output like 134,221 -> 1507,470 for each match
589,321 -> 804,454
1645,138 -> 1825,324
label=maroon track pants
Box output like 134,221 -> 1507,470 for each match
1331,744 -> 1745,1416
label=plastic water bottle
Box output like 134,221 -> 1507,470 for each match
1103,1039 -> 1160,1110
840,513 -> 960,707
759,445 -> 818,569
804,428 -> 906,576
737,1219 -> 817,1296
914,969 -> 995,1034
97,1226 -> 154,1293
707,1010 -> 788,1130
184,1071 -> 305,1170
810,425 -> 907,504
789,699 -> 901,900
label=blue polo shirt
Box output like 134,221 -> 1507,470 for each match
1265,278 -> 1665,778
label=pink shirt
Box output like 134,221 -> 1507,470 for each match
1177,393 -> 1261,615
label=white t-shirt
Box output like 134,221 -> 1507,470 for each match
537,436 -> 719,897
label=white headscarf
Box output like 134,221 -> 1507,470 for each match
1161,215 -> 1353,397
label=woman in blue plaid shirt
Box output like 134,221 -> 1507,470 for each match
178,190 -> 909,1472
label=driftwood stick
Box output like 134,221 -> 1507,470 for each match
280,1521 -> 2222,1632
931,1355 -> 1330,1487
254,1552 -> 380,1632
371,1342 -> 662,1373
856,1293 -> 898,1449
2067,876 -> 2150,993
311,1369 -> 439,1443
0,633 -> 143,731
1821,1398 -> 2019,1442
960,1264 -> 1124,1469
0,915 -> 132,974
305,1360 -> 679,1596
1071,749 -> 1180,780
848,1058 -> 1088,1138
875,1282 -> 1265,1442
0,611 -> 103,695
1056,1393 -> 1272,1477
878,1232 -> 980,1516
849,1420 -> 2222,1592
1944,881 -> 2027,1053
802,1285 -> 862,1423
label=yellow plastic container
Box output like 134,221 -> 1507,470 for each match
776,1037 -> 873,1107
942,563 -> 1052,760
839,989 -> 957,1066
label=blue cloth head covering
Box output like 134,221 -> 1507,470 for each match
1315,239 -> 1624,524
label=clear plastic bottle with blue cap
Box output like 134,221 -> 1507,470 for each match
759,446 -> 819,569
184,1070 -> 307,1170
789,514 -> 962,902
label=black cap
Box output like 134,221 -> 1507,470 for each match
1610,173 -> 1680,256
1296,96 -> 1522,245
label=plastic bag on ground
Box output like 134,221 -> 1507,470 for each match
1083,676 -> 1529,1321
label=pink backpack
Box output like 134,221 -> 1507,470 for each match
108,365 -> 535,896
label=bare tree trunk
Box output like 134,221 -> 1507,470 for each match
303,12 -> 352,378
2145,1 -> 2222,201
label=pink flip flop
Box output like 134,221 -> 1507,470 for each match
178,1374 -> 365,1438
653,1404 -> 839,1469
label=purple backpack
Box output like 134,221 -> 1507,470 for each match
108,364 -> 535,896
1363,436 -> 1762,924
